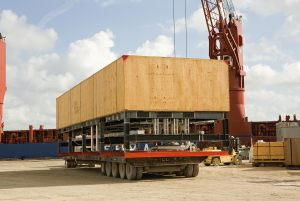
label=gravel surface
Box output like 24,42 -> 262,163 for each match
0,159 -> 299,201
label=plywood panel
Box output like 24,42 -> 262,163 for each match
253,142 -> 284,160
95,61 -> 118,117
285,138 -> 300,166
116,58 -> 125,111
123,56 -> 229,112
80,76 -> 94,122
56,91 -> 71,129
70,85 -> 81,125
57,56 -> 230,129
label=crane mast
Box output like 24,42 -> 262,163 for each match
201,0 -> 249,136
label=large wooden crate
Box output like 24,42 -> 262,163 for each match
252,142 -> 285,161
285,138 -> 300,166
56,56 -> 229,129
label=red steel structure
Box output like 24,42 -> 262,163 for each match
0,33 -> 6,142
201,0 -> 250,138
2,125 -> 59,144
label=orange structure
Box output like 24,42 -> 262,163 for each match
0,33 -> 6,142
201,0 -> 251,141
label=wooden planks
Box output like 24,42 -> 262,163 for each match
285,138 -> 300,166
253,142 -> 285,160
81,76 -> 94,123
123,56 -> 229,112
56,56 -> 229,129
56,91 -> 71,129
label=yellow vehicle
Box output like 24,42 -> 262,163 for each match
203,148 -> 242,166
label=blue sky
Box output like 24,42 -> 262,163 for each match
0,0 -> 300,129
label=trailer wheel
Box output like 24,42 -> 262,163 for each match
192,164 -> 199,177
212,157 -> 221,166
119,163 -> 126,179
105,162 -> 112,177
233,156 -> 242,165
126,164 -> 137,180
176,171 -> 184,176
204,163 -> 211,166
112,163 -> 119,178
72,161 -> 77,168
101,162 -> 106,175
136,167 -> 143,180
184,164 -> 194,177
66,161 -> 71,168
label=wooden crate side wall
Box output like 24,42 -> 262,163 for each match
292,139 -> 300,165
285,138 -> 300,166
70,85 -> 81,125
253,142 -> 284,160
56,91 -> 71,129
123,56 -> 229,112
95,59 -> 124,118
116,58 -> 125,111
80,75 -> 94,122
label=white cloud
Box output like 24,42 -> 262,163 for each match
0,10 -> 57,54
97,0 -> 142,7
244,39 -> 292,64
234,0 -> 300,16
234,0 -> 300,43
1,10 -> 118,129
245,61 -> 300,121
2,10 -> 174,130
160,8 -> 206,34
67,30 -> 117,79
100,0 -> 117,7
129,35 -> 174,57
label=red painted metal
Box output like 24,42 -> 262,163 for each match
2,125 -> 59,144
0,33 -> 6,142
123,150 -> 229,158
201,0 -> 250,138
59,150 -> 229,159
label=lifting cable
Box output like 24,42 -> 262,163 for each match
185,0 -> 188,58
173,0 -> 176,57
172,0 -> 188,58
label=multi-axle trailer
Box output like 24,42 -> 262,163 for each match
58,111 -> 230,180
56,56 -> 232,180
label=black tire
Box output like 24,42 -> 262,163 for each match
136,167 -> 143,180
204,163 -> 211,166
72,161 -> 77,168
112,163 -> 119,178
119,163 -> 126,179
126,164 -> 137,180
101,162 -> 106,175
176,171 -> 184,176
184,164 -> 194,177
105,162 -> 112,177
234,156 -> 242,165
224,163 -> 231,166
66,161 -> 71,168
192,164 -> 199,177
212,157 -> 221,166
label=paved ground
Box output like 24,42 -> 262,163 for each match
0,159 -> 299,201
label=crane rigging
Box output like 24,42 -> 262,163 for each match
201,0 -> 249,137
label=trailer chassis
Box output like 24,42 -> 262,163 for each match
58,111 -> 230,180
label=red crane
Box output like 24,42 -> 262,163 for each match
0,33 -> 6,142
200,0 -> 250,138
